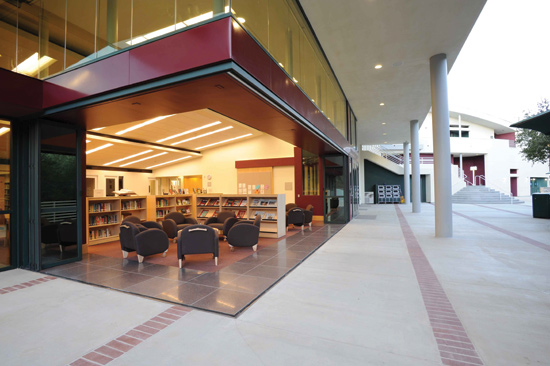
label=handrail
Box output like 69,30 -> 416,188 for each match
475,175 -> 514,204
363,145 -> 434,165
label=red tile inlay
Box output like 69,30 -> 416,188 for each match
475,204 -> 531,217
70,305 -> 192,365
0,276 -> 56,295
394,205 -> 484,366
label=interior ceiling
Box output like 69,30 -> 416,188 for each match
299,0 -> 486,146
85,109 -> 261,170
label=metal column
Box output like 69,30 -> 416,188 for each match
403,142 -> 410,204
410,120 -> 421,213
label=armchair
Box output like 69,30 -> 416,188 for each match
162,212 -> 198,239
58,219 -> 77,252
227,215 -> 261,252
205,211 -> 236,240
177,225 -> 219,268
119,221 -> 169,263
304,204 -> 314,230
286,207 -> 305,231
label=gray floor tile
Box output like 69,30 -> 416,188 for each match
124,277 -> 182,297
262,255 -> 303,268
244,265 -> 290,279
156,282 -> 217,304
218,262 -> 259,275
188,272 -> 241,287
222,275 -> 277,294
96,272 -> 153,289
192,288 -> 259,315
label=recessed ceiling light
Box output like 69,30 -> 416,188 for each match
91,127 -> 105,131
146,156 -> 191,169
292,77 -> 298,83
195,133 -> 253,150
279,62 -> 284,67
171,126 -> 233,146
103,150 -> 153,166
156,121 -> 222,143
382,122 -> 386,125
383,133 -> 387,135
384,141 -> 388,144
86,143 -> 113,155
380,103 -> 385,106
237,17 -> 246,23
85,140 -> 91,143
375,64 -> 382,69
115,114 -> 175,135
120,152 -> 168,167
0,127 -> 10,136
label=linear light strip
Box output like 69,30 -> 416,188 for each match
120,152 -> 167,167
195,133 -> 253,150
146,156 -> 191,169
171,126 -> 233,146
115,114 -> 175,136
156,121 -> 222,143
103,150 -> 153,166
0,127 -> 10,137
86,143 -> 113,155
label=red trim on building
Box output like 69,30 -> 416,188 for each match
495,132 -> 515,141
235,158 -> 294,169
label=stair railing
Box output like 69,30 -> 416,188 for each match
475,175 -> 514,204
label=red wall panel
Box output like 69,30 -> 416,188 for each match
0,69 -> 43,117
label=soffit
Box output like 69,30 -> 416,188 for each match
299,0 -> 486,145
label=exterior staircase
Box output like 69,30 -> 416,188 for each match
452,185 -> 524,204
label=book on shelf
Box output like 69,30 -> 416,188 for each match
212,209 -> 218,217
253,211 -> 265,219
239,199 -> 247,206
237,210 -> 247,219
224,199 -> 234,206
212,199 -> 220,206
182,207 -> 191,214
265,212 -> 276,220
199,209 -> 210,218
206,198 -> 216,206
260,200 -> 269,206
198,198 -> 209,206
232,199 -> 242,206
251,199 -> 261,206
267,199 -> 277,206
89,202 -> 113,212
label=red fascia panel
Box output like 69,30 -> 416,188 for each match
43,18 -> 233,108
0,68 -> 43,117
495,132 -> 515,141
235,157 -> 294,169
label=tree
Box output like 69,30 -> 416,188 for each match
515,98 -> 550,166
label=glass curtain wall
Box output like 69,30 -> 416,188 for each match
302,150 -> 319,196
0,120 -> 11,270
0,0 -> 228,78
323,154 -> 349,223
231,0 -> 348,138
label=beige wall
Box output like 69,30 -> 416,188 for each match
86,170 -> 152,196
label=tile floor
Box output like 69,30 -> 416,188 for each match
42,223 -> 344,316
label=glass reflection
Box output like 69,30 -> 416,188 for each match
0,120 -> 11,269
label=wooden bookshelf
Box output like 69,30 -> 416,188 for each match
86,197 -> 121,245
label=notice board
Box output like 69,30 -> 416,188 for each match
237,167 -> 273,194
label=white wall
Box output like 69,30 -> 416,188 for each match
153,134 -> 295,195
273,166 -> 295,204
86,170 -> 152,196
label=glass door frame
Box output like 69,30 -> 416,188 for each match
322,153 -> 350,224
38,120 -> 84,269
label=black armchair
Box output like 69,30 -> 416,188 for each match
119,221 -> 169,263
122,216 -> 141,225
177,224 -> 219,268
286,207 -> 305,231
304,204 -> 314,230
162,212 -> 198,239
58,219 -> 78,252
205,211 -> 236,240
227,215 -> 261,252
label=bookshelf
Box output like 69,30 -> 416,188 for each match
196,194 -> 221,222
120,196 -> 147,222
175,194 -> 194,217
87,197 -> 121,245
147,195 -> 177,221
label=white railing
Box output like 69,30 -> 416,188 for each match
363,145 -> 434,165
475,176 -> 514,204
41,200 -> 77,223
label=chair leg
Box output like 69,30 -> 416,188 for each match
252,244 -> 258,252
309,222 -> 312,230
137,255 -> 144,263
301,225 -> 304,231
179,259 -> 183,268
59,245 -> 63,252
122,250 -> 128,259
229,244 -> 234,252
162,249 -> 168,257
214,257 -> 218,266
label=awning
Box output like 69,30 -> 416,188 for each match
511,111 -> 550,135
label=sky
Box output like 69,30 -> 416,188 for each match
447,0 -> 550,124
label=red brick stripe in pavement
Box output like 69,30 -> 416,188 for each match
395,204 -> 484,366
0,276 -> 57,294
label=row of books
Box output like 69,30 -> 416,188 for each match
180,208 -> 192,215
176,199 -> 191,206
89,202 -> 113,212
223,199 -> 247,207
156,199 -> 171,207
250,198 -> 277,207
89,214 -> 118,226
252,211 -> 276,220
197,198 -> 220,206
199,209 -> 218,218
121,200 -> 142,210
156,209 -> 171,218
89,228 -> 113,240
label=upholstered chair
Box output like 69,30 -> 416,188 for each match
304,204 -> 314,230
205,211 -> 236,240
286,207 -> 305,230
57,219 -> 78,252
177,225 -> 219,268
285,203 -> 298,212
119,221 -> 169,263
227,215 -> 261,252
162,212 -> 198,239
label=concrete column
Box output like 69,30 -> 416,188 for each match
430,53 -> 453,237
459,153 -> 463,179
410,120 -> 421,213
403,142 -> 410,204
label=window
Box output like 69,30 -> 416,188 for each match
461,131 -> 469,138
450,130 -> 459,137
302,150 -> 319,196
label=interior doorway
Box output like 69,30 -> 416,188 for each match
184,175 -> 203,193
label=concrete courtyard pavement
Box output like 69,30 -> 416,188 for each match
1,202 -> 549,365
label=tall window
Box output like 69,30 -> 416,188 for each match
302,150 -> 319,196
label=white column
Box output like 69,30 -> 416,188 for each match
430,53 -> 453,237
459,153 -> 463,179
410,120 -> 421,213
403,142 -> 410,204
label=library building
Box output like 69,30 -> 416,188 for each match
0,0 -> 361,315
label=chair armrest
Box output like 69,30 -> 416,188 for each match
186,217 -> 198,225
204,217 -> 217,225
162,218 -> 177,239
223,217 -> 239,236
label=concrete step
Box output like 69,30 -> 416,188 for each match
452,185 -> 524,204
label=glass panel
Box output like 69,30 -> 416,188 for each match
66,0 -> 97,69
232,0 -> 268,49
37,0 -> 66,78
302,150 -> 319,196
14,1 -> 41,77
97,0 -> 132,56
176,0 -> 228,29
40,124 -> 79,265
0,1 -> 17,71
0,119 -> 11,269
324,154 -> 348,223
132,0 -> 175,46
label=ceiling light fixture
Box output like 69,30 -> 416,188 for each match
279,62 -> 284,67
156,121 -> 222,143
237,17 -> 246,23
103,150 -> 153,166
0,127 -> 10,137
146,156 -> 191,169
85,140 -> 91,143
383,133 -> 387,136
170,126 -> 233,146
12,52 -> 56,77
120,152 -> 167,167
380,103 -> 385,106
292,77 -> 298,83
375,64 -> 382,69
86,143 -> 113,155
115,114 -> 175,135
195,133 -> 252,150
382,122 -> 386,125
91,127 -> 105,131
